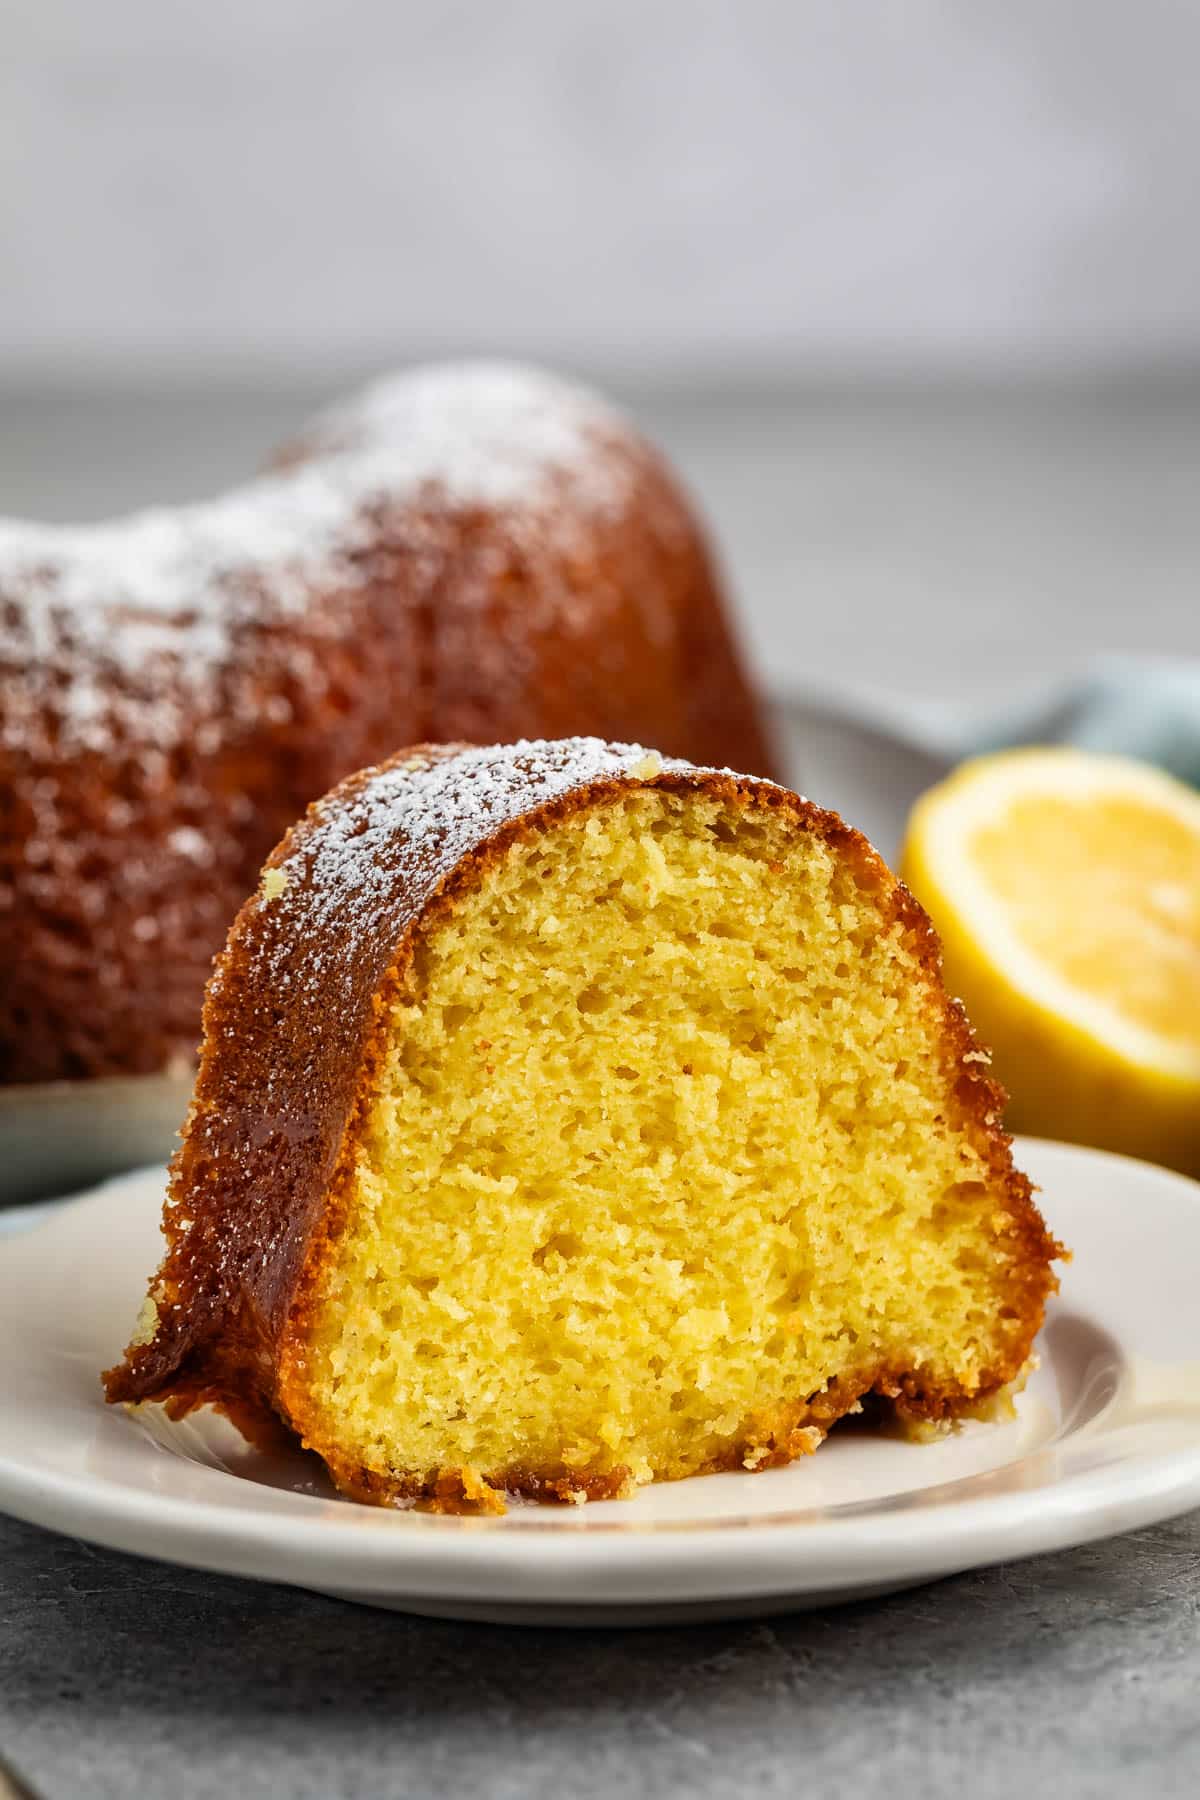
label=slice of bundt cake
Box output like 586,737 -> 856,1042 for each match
105,739 -> 1060,1509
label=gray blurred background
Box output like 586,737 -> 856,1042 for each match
3,0 -> 1199,710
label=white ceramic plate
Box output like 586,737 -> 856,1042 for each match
0,1069 -> 194,1207
2,1138 -> 1198,1627
0,694 -> 951,1211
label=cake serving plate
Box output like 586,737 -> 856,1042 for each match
0,1069 -> 194,1205
1,1136 -> 1198,1626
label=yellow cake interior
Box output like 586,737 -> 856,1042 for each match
295,788 -> 1032,1497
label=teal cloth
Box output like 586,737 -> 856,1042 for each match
921,658 -> 1200,789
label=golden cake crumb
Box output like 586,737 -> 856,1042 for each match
104,740 -> 1062,1509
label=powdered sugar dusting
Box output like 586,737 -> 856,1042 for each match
0,363 -> 637,755
299,362 -> 630,506
278,738 -> 701,936
253,738 -> 764,1010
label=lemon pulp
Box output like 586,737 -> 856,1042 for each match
902,749 -> 1200,1174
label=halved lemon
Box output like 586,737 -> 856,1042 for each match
901,748 -> 1200,1175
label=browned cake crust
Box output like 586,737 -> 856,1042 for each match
0,366 -> 774,1083
105,740 -> 1061,1508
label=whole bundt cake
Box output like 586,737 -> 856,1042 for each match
0,364 -> 773,1084
106,739 -> 1060,1511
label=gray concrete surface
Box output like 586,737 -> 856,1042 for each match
2,1509 -> 1199,1798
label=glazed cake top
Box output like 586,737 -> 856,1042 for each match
0,364 -> 637,754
